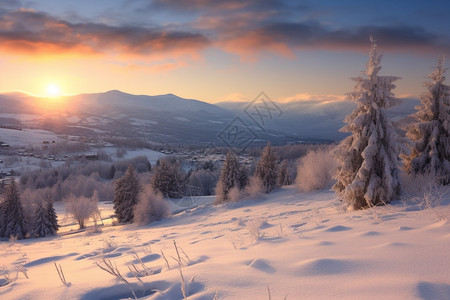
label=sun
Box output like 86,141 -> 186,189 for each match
46,84 -> 61,97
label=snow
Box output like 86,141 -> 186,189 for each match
1,186 -> 449,299
0,113 -> 39,122
173,117 -> 190,122
129,118 -> 158,126
0,128 -> 61,146
100,148 -> 165,165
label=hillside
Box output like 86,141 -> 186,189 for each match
2,186 -> 449,299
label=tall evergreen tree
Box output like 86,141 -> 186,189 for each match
2,179 -> 27,239
333,38 -> 402,209
0,199 -> 5,238
237,165 -> 249,190
215,151 -> 241,204
402,56 -> 450,184
255,142 -> 278,193
47,198 -> 59,234
151,158 -> 185,198
33,199 -> 58,237
113,165 -> 140,223
278,159 -> 292,186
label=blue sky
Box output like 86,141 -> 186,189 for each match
0,0 -> 449,102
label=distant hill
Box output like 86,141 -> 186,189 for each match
217,97 -> 419,140
0,90 -> 418,146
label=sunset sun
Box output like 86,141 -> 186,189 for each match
46,84 -> 61,97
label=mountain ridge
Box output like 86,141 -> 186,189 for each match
0,90 -> 418,144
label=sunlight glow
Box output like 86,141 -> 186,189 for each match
46,84 -> 61,97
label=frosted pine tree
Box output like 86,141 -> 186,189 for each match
47,198 -> 59,234
152,158 -> 185,198
0,200 -> 5,238
215,151 -> 241,204
402,56 -> 450,184
33,200 -> 58,237
237,165 -> 249,190
255,142 -> 278,193
278,159 -> 292,186
113,165 -> 140,223
2,179 -> 27,239
333,39 -> 402,209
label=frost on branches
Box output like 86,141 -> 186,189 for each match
255,142 -> 278,193
113,165 -> 140,223
33,199 -> 59,237
215,151 -> 242,204
1,179 -> 26,239
402,56 -> 450,184
333,39 -> 402,210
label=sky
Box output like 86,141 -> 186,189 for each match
0,0 -> 449,103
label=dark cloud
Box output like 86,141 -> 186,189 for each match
0,8 -> 210,56
221,20 -> 450,57
0,2 -> 448,59
150,0 -> 289,12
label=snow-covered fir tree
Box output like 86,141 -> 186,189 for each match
33,199 -> 58,237
278,159 -> 292,186
237,165 -> 249,190
402,56 -> 450,184
215,151 -> 242,204
2,179 -> 27,239
333,38 -> 402,209
113,165 -> 140,223
47,198 -> 60,234
0,199 -> 5,238
152,158 -> 185,198
255,142 -> 278,193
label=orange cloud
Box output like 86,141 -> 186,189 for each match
0,8 -> 210,58
278,93 -> 346,103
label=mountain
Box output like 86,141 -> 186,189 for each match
217,97 -> 420,140
0,91 -> 326,146
0,90 -> 418,146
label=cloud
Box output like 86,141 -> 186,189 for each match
150,0 -> 288,13
0,8 -> 210,57
220,21 -> 450,58
0,3 -> 448,62
278,93 -> 346,104
214,92 -> 250,103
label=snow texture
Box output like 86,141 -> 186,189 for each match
1,186 -> 449,299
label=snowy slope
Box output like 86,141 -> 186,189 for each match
1,186 -> 449,299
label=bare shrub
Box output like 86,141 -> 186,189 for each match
296,148 -> 336,192
64,195 -> 98,229
245,176 -> 264,199
400,172 -> 438,197
228,187 -> 242,203
133,186 -> 170,225
401,174 -> 450,221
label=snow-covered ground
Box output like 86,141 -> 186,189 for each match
0,128 -> 61,146
1,186 -> 449,299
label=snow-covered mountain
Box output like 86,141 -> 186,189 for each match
0,91 -> 418,145
217,97 -> 420,140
